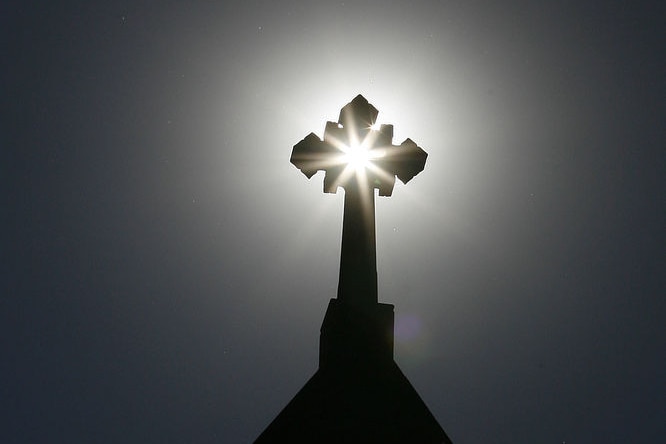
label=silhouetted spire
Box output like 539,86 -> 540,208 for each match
256,95 -> 451,444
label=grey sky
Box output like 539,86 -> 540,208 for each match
3,1 -> 664,442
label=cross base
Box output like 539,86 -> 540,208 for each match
319,299 -> 394,370
255,298 -> 453,443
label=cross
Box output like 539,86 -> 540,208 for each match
291,95 -> 427,309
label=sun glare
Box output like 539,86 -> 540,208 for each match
341,143 -> 374,170
339,135 -> 387,173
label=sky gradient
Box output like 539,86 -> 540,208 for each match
3,1 -> 665,442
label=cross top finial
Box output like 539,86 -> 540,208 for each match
338,94 -> 379,136
291,95 -> 427,197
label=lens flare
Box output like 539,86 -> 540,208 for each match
340,142 -> 377,171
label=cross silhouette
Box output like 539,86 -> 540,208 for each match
291,95 -> 427,308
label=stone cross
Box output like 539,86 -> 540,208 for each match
291,95 -> 427,309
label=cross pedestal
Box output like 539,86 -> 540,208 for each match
255,95 -> 451,444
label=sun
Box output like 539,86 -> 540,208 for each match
340,141 -> 375,171
337,125 -> 387,174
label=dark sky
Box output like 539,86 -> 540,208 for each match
3,1 -> 664,442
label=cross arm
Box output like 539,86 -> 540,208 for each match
290,132 -> 336,179
290,126 -> 349,194
376,138 -> 428,185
